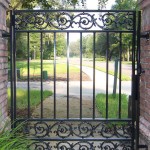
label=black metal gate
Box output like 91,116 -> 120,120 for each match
9,9 -> 141,149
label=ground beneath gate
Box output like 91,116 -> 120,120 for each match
32,95 -> 100,118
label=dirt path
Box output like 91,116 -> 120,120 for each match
32,95 -> 100,119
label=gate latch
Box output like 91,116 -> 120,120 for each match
138,64 -> 145,76
138,145 -> 148,149
140,32 -> 149,41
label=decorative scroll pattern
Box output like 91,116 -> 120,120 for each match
14,11 -> 134,31
28,141 -> 132,150
23,120 -> 132,139
21,120 -> 133,149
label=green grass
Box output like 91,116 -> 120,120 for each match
83,64 -> 131,81
96,93 -> 128,118
122,61 -> 132,65
95,66 -> 131,81
11,60 -> 79,78
7,88 -> 52,109
9,60 -> 131,81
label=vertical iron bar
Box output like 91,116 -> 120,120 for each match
67,32 -> 70,119
40,32 -> 43,118
119,33 -> 122,119
80,32 -> 82,119
131,11 -> 136,150
54,32 -> 56,119
93,32 -> 96,119
137,12 -> 141,67
10,10 -> 14,128
27,32 -> 30,118
106,32 -> 109,119
13,19 -> 17,124
136,11 -> 141,150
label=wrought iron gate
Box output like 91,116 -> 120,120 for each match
10,9 -> 141,149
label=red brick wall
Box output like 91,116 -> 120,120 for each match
139,0 -> 150,148
0,0 -> 10,131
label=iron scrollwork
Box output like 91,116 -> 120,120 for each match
14,11 -> 134,31
24,120 -> 132,139
98,141 -> 132,150
23,120 -> 132,149
28,141 -> 132,150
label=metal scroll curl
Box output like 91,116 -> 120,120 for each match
14,11 -> 134,31
28,141 -> 51,150
24,121 -> 132,139
98,141 -> 132,150
28,141 -> 132,150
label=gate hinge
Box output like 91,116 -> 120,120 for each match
137,64 -> 145,76
140,32 -> 150,41
138,145 -> 148,149
2,31 -> 10,38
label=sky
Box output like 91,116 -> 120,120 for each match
86,0 -> 115,10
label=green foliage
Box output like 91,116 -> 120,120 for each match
112,0 -> 138,10
0,122 -> 32,150
95,33 -> 106,57
69,40 -> 80,57
10,0 -> 60,9
96,93 -> 128,118
43,34 -> 53,59
7,88 -> 52,109
16,33 -> 28,59
15,32 -> 66,60
56,33 -> 66,56
95,57 -> 106,61
84,63 -> 131,81
11,61 -> 80,79
11,0 -> 107,10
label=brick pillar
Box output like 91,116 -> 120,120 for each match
0,0 -> 10,132
139,0 -> 150,148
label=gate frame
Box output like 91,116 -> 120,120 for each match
9,9 -> 141,149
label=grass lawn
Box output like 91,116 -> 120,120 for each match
7,88 -> 52,117
122,61 -> 132,65
95,66 -> 131,81
96,93 -> 128,118
83,64 -> 131,81
9,60 -> 131,81
10,60 -> 80,78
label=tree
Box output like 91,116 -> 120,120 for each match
10,0 -> 60,9
56,33 -> 66,56
111,0 -> 138,61
82,34 -> 93,58
10,0 -> 109,10
43,33 -> 54,59
69,40 -> 80,57
111,0 -> 138,10
15,33 -> 27,59
9,0 -> 113,60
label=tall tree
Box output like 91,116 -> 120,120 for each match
111,0 -> 137,10
10,0 -> 109,10
111,0 -> 138,61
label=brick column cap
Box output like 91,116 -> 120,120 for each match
139,0 -> 150,9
